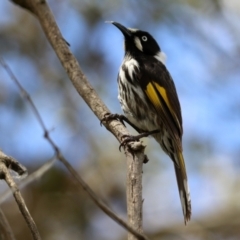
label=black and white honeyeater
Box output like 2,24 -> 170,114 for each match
103,22 -> 191,223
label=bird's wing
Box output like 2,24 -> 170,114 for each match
141,59 -> 183,143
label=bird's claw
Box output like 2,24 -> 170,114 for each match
100,113 -> 126,127
100,113 -> 111,126
119,134 -> 141,151
118,129 -> 161,151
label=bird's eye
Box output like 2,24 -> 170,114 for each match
142,36 -> 148,41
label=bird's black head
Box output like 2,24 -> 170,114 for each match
109,21 -> 161,56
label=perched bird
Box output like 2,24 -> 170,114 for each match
104,22 -> 191,223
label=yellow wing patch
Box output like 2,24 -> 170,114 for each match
153,82 -> 173,113
145,82 -> 181,131
145,81 -> 173,112
145,82 -> 162,110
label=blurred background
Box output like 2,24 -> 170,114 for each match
0,0 -> 240,239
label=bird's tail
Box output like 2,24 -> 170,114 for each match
174,151 -> 191,224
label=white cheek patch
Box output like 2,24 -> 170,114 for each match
154,51 -> 167,65
134,37 -> 143,51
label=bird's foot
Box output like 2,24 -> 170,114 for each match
100,113 -> 127,127
119,129 -> 160,151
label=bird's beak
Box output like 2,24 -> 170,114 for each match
107,21 -> 132,38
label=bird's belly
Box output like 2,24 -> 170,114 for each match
118,84 -> 158,132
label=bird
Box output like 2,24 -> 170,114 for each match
103,21 -> 191,223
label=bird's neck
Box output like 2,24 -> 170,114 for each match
124,50 -> 166,66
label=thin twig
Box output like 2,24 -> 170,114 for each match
0,151 -> 41,240
0,156 -> 56,204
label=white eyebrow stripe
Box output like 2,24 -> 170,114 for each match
128,28 -> 138,32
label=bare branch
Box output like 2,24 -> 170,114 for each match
126,142 -> 146,240
0,151 -> 27,177
0,150 -> 41,240
0,156 -> 56,204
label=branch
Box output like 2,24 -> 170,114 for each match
126,144 -> 146,240
0,150 -> 41,240
0,156 -> 56,204
7,0 -> 148,239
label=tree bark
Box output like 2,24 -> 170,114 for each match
126,145 -> 146,240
